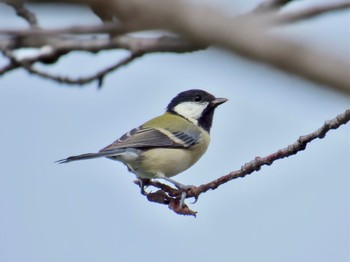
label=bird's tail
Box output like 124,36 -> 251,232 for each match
56,149 -> 125,164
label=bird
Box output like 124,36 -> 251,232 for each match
57,89 -> 227,206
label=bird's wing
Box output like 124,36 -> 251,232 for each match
100,126 -> 199,152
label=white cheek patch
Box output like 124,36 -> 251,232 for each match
174,101 -> 209,124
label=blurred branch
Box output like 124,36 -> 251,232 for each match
253,0 -> 295,12
4,0 -> 39,27
274,1 -> 350,24
0,33 -> 200,54
140,109 -> 350,216
1,47 -> 139,86
0,35 -> 202,85
105,0 -> 350,94
1,0 -> 349,93
0,22 -> 125,37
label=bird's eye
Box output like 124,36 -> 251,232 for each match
194,95 -> 202,102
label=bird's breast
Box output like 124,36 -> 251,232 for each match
129,131 -> 210,179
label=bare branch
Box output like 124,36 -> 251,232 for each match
2,0 -> 349,92
109,0 -> 350,94
0,35 -> 202,86
274,1 -> 350,24
139,109 -> 350,216
0,34 -> 201,54
0,62 -> 17,74
4,0 -> 39,27
0,22 -> 125,37
253,0 -> 295,12
0,55 -> 18,74
1,47 -> 139,86
191,109 -> 350,196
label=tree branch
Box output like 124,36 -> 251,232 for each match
0,22 -> 125,37
111,0 -> 350,94
1,46 -> 139,85
2,0 -> 350,93
140,109 -> 350,216
0,34 -> 201,55
0,35 -> 202,86
274,1 -> 350,24
253,0 -> 295,12
5,0 -> 39,27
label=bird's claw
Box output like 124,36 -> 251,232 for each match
137,178 -> 151,195
177,185 -> 196,209
190,195 -> 199,204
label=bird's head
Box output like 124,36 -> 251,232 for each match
166,89 -> 228,132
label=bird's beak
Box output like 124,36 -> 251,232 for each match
211,97 -> 228,107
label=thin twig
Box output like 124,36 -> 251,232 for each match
0,35 -> 201,55
2,48 -> 139,86
140,109 -> 350,216
0,22 -> 126,36
274,1 -> 350,24
0,56 -> 18,74
190,109 -> 350,196
5,0 -> 39,27
253,0 -> 295,12
0,36 -> 202,86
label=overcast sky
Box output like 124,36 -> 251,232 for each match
0,1 -> 349,262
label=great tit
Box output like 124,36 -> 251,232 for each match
57,89 -> 227,205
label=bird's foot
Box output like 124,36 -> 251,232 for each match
174,184 -> 196,209
137,178 -> 151,195
154,174 -> 197,208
